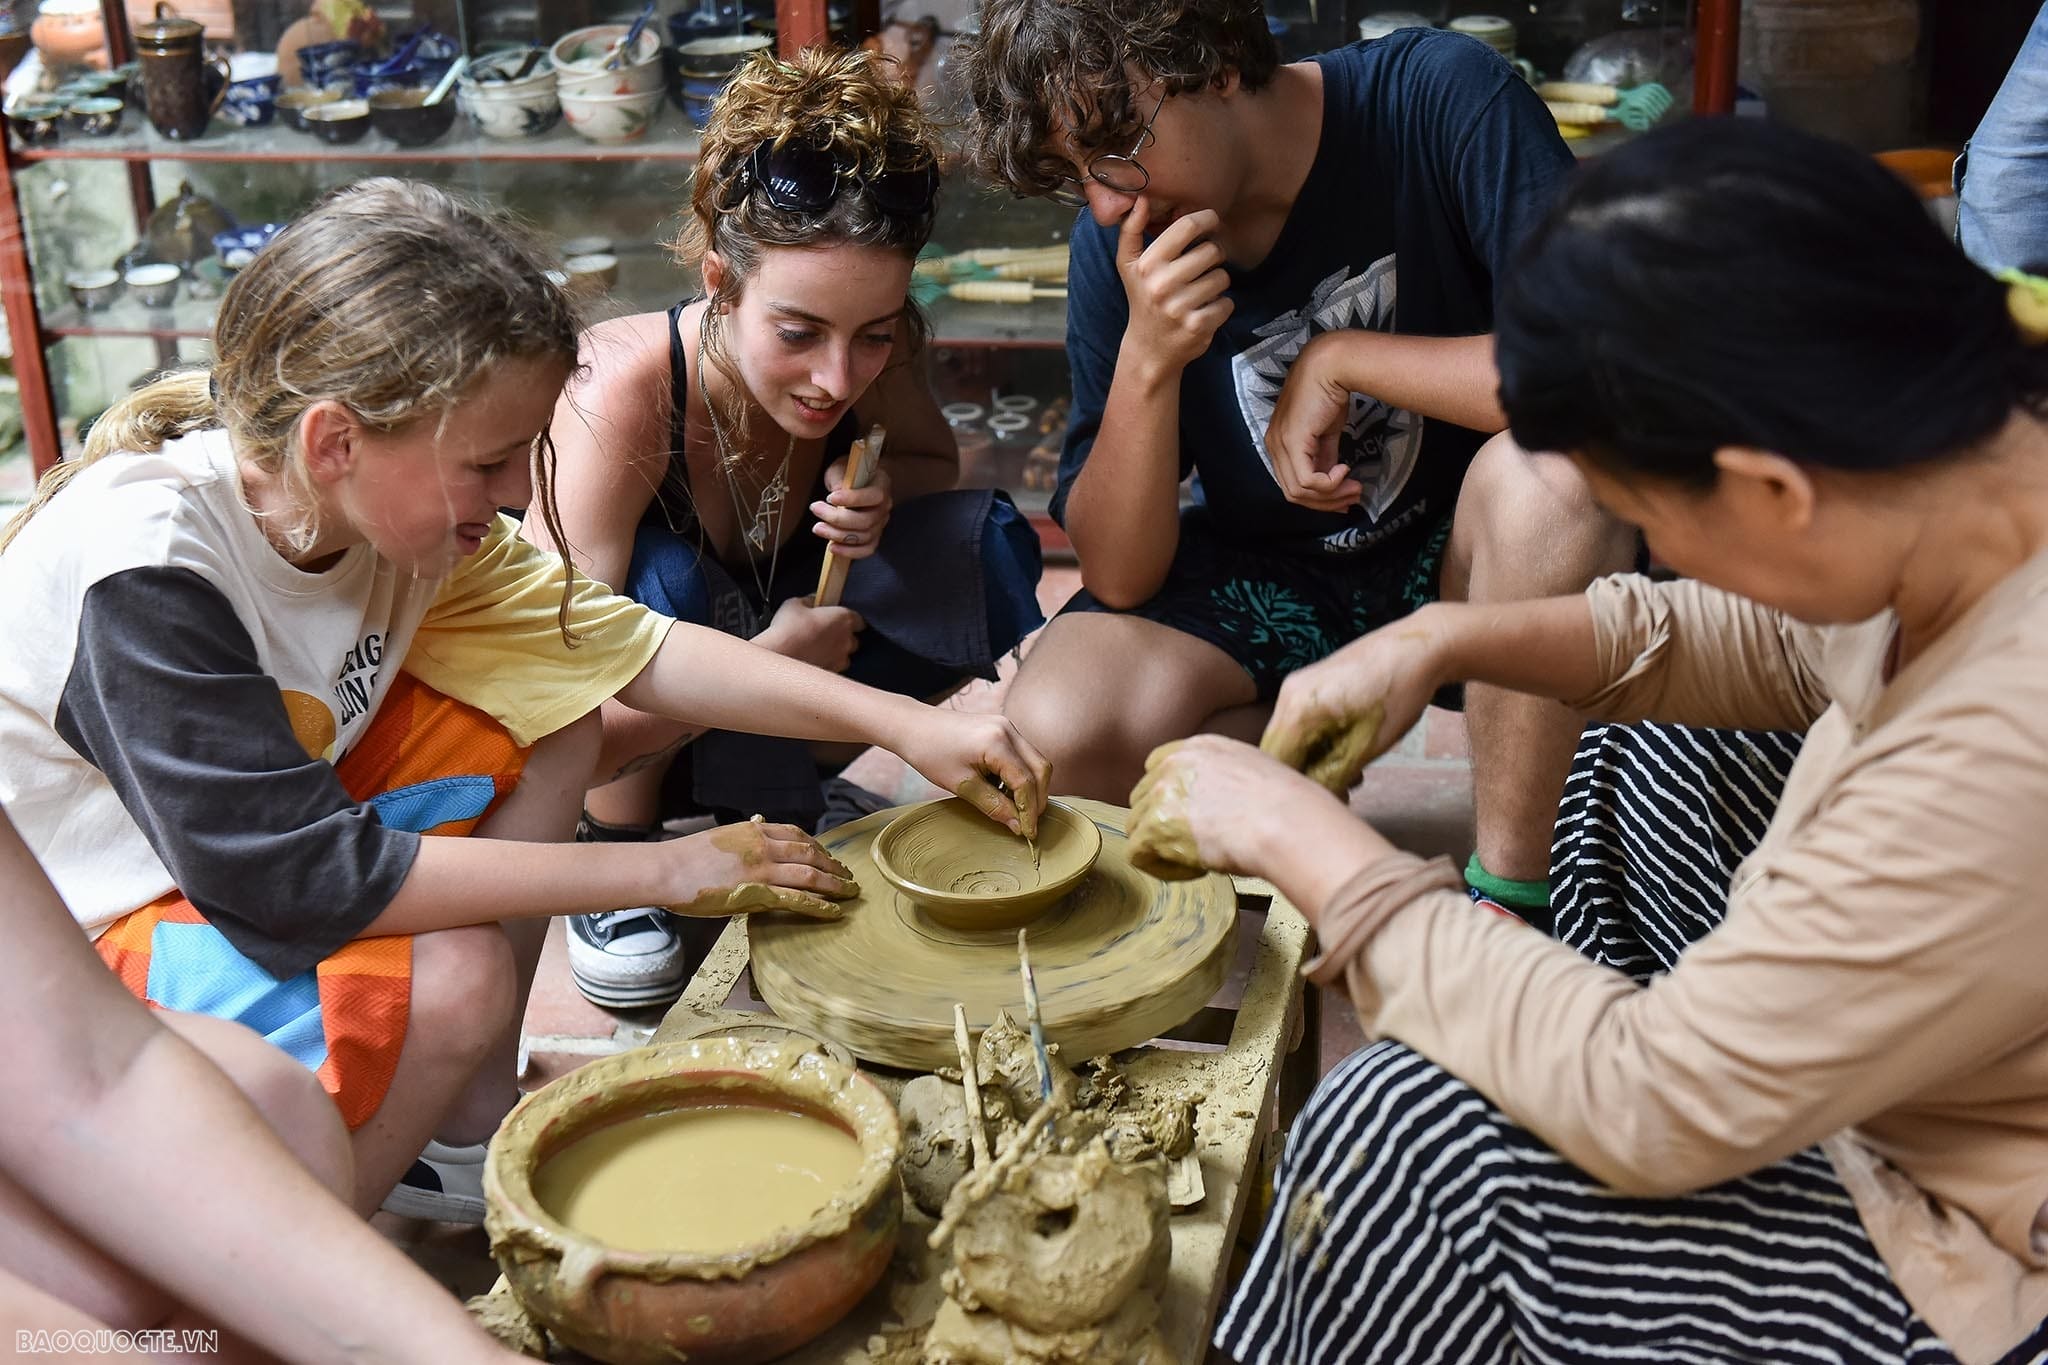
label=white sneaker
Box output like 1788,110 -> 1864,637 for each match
380,1139 -> 487,1224
567,907 -> 687,1009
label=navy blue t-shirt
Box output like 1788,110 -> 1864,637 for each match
1054,30 -> 1576,558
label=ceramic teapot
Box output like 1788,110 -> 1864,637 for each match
145,181 -> 234,266
133,2 -> 230,139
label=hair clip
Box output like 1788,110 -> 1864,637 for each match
208,373 -> 221,404
1996,267 -> 2048,347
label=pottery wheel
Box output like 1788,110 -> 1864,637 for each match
749,798 -> 1238,1071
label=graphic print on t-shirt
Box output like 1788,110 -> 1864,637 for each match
332,632 -> 386,729
279,689 -> 338,760
1228,256 -> 1422,545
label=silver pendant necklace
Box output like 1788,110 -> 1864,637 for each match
698,313 -> 794,611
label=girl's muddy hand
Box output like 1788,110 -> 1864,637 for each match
900,711 -> 1052,837
659,820 -> 858,918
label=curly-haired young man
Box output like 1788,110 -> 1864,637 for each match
959,1 -> 1639,925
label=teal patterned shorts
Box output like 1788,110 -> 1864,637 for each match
1059,505 -> 1456,703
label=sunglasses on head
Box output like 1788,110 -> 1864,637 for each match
724,138 -> 941,218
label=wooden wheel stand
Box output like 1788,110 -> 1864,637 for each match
653,801 -> 1318,1363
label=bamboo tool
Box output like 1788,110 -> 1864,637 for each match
946,281 -> 1068,304
952,1003 -> 992,1167
992,258 -> 1069,283
811,424 -> 886,608
915,245 -> 1071,281
1018,929 -> 1052,1102
1537,80 -> 1673,131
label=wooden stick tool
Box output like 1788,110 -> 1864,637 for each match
813,423 -> 886,609
952,1003 -> 992,1168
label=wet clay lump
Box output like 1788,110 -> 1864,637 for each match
534,1105 -> 863,1254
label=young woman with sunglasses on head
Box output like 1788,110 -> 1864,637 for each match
527,48 -> 1045,1010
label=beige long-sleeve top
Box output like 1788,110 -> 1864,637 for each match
1316,557 -> 2048,1363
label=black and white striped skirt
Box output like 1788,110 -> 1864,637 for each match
1217,722 -> 2048,1365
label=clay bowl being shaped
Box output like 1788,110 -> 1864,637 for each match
122,261 -> 180,308
486,1037 -> 901,1365
64,267 -> 121,311
871,796 -> 1103,931
560,87 -> 662,145
302,97 -> 369,144
368,87 -> 455,145
673,33 -> 771,77
550,23 -> 664,98
62,95 -> 122,135
274,84 -> 340,131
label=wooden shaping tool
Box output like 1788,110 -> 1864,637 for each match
813,423 -> 886,608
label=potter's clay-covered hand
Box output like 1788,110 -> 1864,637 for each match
1127,735 -> 1331,880
1263,607 -> 1448,793
657,818 -> 857,919
894,710 -> 1052,840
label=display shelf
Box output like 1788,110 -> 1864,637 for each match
41,239 -> 1072,350
12,115 -> 703,164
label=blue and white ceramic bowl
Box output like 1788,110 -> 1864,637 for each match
221,74 -> 280,127
212,222 -> 287,271
295,39 -> 362,89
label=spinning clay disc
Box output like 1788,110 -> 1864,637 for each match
750,798 -> 1238,1071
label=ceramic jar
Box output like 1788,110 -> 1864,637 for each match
29,0 -> 104,72
133,3 -> 229,140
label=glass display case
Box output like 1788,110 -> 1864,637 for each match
0,0 -> 1079,537
0,0 -> 1730,531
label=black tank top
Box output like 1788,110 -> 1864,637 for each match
644,301 -> 859,551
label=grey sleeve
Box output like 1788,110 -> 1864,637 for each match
55,566 -> 420,980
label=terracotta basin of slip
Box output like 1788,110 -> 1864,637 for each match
485,1037 -> 900,1365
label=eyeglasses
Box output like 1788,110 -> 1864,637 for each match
723,138 -> 941,218
1050,86 -> 1167,208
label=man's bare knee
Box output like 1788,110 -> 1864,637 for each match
1455,432 -> 1633,600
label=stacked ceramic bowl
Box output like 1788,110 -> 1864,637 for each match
457,50 -> 561,140
552,23 -> 665,144
1446,14 -> 1517,58
670,33 -> 770,129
